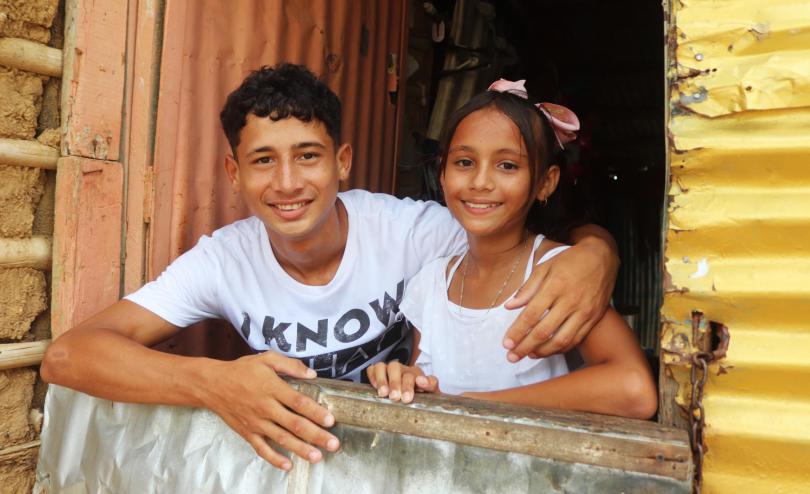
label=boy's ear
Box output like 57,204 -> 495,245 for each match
336,143 -> 353,181
536,164 -> 560,202
224,154 -> 240,192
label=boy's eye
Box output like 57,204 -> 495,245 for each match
299,152 -> 320,161
255,156 -> 272,164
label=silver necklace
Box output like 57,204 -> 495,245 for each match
458,234 -> 531,312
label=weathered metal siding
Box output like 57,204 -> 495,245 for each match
663,1 -> 810,493
149,0 -> 406,278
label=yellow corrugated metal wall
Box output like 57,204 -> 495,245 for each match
663,1 -> 810,493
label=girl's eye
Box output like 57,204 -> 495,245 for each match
455,158 -> 474,167
498,161 -> 519,171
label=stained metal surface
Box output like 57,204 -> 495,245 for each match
663,0 -> 810,492
36,384 -> 691,493
149,0 -> 406,278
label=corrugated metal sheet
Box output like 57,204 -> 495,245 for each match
149,0 -> 406,278
663,1 -> 810,492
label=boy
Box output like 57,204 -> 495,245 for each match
42,64 -> 619,471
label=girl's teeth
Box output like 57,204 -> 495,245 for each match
465,202 -> 497,209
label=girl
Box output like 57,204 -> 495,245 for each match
367,79 -> 657,419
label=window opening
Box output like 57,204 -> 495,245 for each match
397,0 -> 666,358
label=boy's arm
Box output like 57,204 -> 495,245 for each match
465,308 -> 657,419
41,300 -> 339,470
503,223 -> 619,360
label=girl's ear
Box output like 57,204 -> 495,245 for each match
224,154 -> 240,193
336,143 -> 353,181
536,164 -> 560,202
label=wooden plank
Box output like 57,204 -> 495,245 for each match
51,157 -> 123,337
305,379 -> 692,481
121,0 -> 163,294
0,341 -> 50,371
61,0 -> 127,160
0,236 -> 51,270
0,37 -> 62,77
0,138 -> 59,170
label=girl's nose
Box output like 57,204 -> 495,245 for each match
470,165 -> 494,190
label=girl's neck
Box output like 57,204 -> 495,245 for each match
465,228 -> 530,273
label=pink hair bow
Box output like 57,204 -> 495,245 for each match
487,78 -> 580,149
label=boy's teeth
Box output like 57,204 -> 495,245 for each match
275,202 -> 307,211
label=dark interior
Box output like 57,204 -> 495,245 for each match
396,0 -> 666,353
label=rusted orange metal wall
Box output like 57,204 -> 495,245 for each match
149,0 -> 406,278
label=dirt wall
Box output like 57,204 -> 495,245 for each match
0,0 -> 60,491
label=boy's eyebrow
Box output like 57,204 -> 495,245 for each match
247,142 -> 326,156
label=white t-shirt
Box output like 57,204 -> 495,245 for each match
399,235 -> 570,395
126,189 -> 466,382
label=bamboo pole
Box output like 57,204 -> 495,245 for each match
0,37 -> 62,77
0,138 -> 59,169
0,236 -> 52,270
0,340 -> 50,371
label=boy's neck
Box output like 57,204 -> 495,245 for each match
267,199 -> 349,286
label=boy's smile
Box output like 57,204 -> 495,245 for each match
225,114 -> 352,244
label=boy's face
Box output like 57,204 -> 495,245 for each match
225,114 -> 351,242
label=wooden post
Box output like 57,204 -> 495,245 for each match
0,138 -> 59,170
0,37 -> 63,77
0,341 -> 50,371
0,236 -> 52,270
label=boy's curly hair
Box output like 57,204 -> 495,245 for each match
219,63 -> 342,156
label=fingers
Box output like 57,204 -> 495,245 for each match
387,362 -> 404,402
367,362 -> 390,397
275,385 -> 338,446
401,371 -> 416,403
507,305 -> 569,362
504,261 -> 550,310
503,293 -> 555,354
246,432 -> 292,471
530,312 -> 593,358
267,409 -> 338,462
415,375 -> 440,393
264,352 -> 317,379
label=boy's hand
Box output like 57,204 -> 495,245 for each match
503,235 -> 618,361
201,351 -> 339,471
367,361 -> 440,404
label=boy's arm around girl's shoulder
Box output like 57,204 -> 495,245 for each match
464,308 -> 658,420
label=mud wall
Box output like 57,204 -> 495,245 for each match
0,0 -> 60,492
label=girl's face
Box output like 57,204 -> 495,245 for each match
441,106 -> 545,240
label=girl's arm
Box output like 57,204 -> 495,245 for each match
464,309 -> 657,419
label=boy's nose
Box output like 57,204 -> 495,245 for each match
275,160 -> 302,193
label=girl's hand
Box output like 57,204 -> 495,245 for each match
366,361 -> 440,403
503,232 -> 619,361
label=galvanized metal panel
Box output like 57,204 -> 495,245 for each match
663,1 -> 810,492
36,383 -> 691,493
149,0 -> 406,278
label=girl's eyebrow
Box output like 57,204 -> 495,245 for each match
448,145 -> 476,153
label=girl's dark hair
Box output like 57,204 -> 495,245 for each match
219,63 -> 341,157
438,90 -> 576,241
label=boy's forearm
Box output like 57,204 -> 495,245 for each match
568,223 -> 618,256
41,327 -> 217,408
464,363 -> 657,419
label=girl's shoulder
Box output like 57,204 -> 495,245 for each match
532,236 -> 570,265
